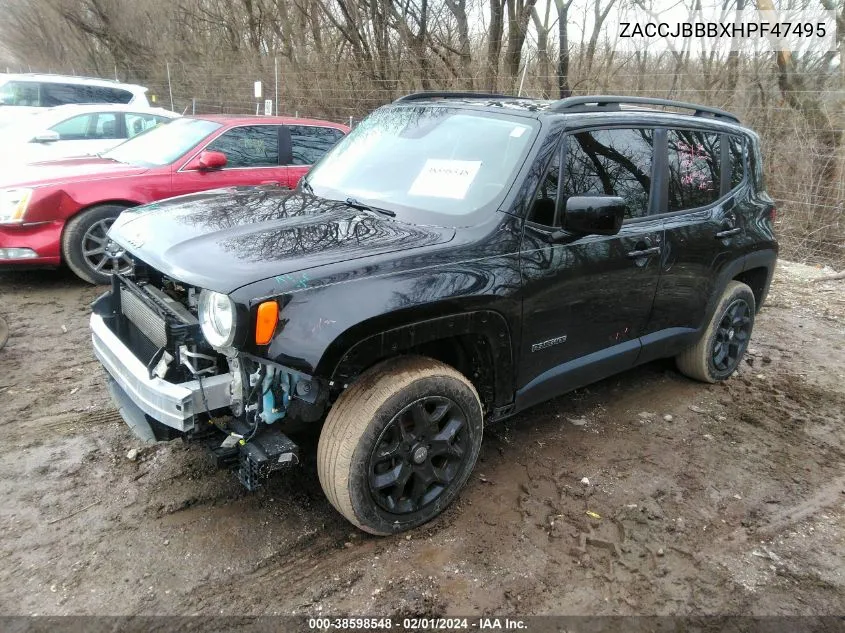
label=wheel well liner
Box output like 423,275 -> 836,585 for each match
733,266 -> 770,310
329,311 -> 514,410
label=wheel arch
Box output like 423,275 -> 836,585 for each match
733,248 -> 777,312
59,200 -> 141,259
702,249 -> 776,327
318,310 -> 515,415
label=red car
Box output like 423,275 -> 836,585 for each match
0,115 -> 348,283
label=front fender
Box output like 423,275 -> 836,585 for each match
229,217 -> 524,398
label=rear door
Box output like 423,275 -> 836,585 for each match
170,124 -> 288,196
284,124 -> 346,188
643,128 -> 746,360
517,127 -> 664,409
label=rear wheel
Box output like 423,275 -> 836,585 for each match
317,356 -> 483,535
62,204 -> 134,284
676,280 -> 756,383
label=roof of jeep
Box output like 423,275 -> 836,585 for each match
388,93 -> 748,132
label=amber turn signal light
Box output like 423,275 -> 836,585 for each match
255,301 -> 279,345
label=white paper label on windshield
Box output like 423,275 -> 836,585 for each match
408,159 -> 482,200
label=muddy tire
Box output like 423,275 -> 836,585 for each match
317,356 -> 483,535
62,204 -> 133,284
676,280 -> 756,383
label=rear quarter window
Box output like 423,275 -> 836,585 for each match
729,134 -> 745,190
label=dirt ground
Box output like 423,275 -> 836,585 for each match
0,261 -> 843,618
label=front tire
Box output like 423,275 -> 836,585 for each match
317,356 -> 483,535
676,280 -> 756,383
62,204 -> 134,284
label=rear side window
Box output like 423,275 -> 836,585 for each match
39,83 -> 131,106
667,130 -> 721,211
728,135 -> 745,189
126,113 -> 169,138
562,128 -> 655,220
288,125 -> 345,165
206,125 -> 280,168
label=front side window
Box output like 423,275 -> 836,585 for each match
103,117 -> 222,167
307,106 -> 538,224
50,112 -> 120,140
667,130 -> 721,211
206,125 -> 280,168
0,80 -> 40,106
562,128 -> 655,220
289,125 -> 345,165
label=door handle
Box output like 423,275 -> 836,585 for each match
260,180 -> 282,186
627,246 -> 661,259
715,227 -> 742,239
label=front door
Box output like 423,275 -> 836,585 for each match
171,124 -> 289,197
517,127 -> 663,410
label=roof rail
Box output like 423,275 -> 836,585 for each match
9,72 -> 124,84
549,95 -> 740,123
394,91 -> 518,103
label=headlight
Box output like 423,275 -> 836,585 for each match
0,188 -> 33,224
198,290 -> 236,348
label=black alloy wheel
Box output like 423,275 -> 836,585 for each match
368,396 -> 470,514
712,298 -> 752,373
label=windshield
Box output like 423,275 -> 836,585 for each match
103,118 -> 221,167
306,106 -> 538,224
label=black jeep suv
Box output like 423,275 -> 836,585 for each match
90,94 -> 777,534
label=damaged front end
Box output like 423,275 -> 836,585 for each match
90,264 -> 324,490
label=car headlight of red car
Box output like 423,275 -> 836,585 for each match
0,188 -> 33,224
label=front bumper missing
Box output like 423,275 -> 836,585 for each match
90,312 -> 234,432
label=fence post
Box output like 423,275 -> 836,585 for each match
166,62 -> 174,111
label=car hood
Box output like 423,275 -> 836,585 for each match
0,156 -> 149,188
108,187 -> 456,294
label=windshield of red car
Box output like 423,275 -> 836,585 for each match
103,118 -> 222,167
306,105 -> 538,225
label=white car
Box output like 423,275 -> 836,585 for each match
0,73 -> 151,127
0,104 -> 179,166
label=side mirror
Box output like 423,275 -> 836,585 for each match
187,150 -> 227,171
563,195 -> 626,236
32,130 -> 60,143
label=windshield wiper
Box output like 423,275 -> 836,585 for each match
345,197 -> 396,217
300,177 -> 314,195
